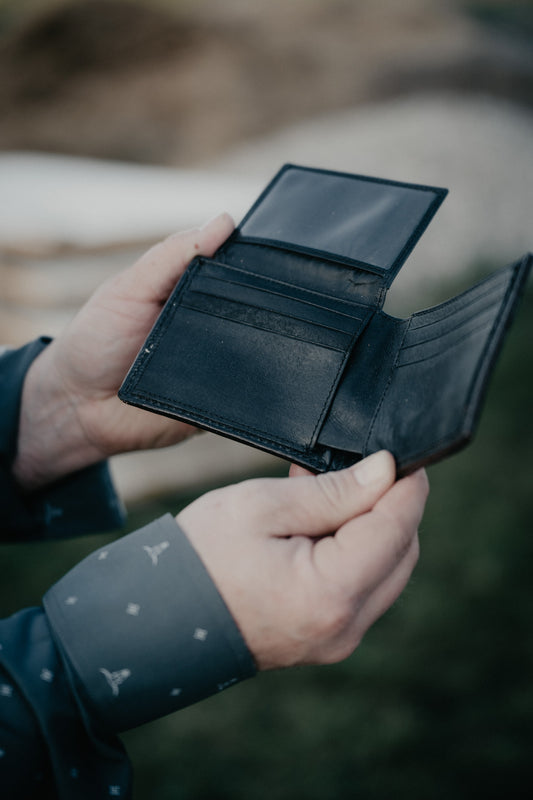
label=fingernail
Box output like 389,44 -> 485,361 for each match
352,450 -> 393,485
201,211 -> 233,230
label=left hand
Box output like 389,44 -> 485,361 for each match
14,213 -> 234,489
178,451 -> 427,670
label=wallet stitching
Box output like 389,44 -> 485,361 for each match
407,273 -> 509,328
122,388 -> 327,467
185,286 -> 360,337
403,288 -> 504,342
235,236 -> 387,275
125,257 -> 358,453
129,324 -> 358,453
238,163 -> 446,229
180,300 -> 349,352
460,261 -> 521,421
236,164 -> 446,279
309,331 -> 360,448
200,258 -> 367,312
398,317 -> 496,366
363,318 -> 410,456
371,264 -> 520,464
121,264 -> 198,389
193,273 -> 364,326
410,262 -> 525,461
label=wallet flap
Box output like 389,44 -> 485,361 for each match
364,254 -> 532,474
235,164 -> 447,282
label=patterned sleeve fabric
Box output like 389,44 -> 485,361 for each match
0,609 -> 132,799
43,514 -> 256,733
1,517 -> 256,798
0,341 -> 257,797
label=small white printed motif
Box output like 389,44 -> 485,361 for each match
0,684 -> 13,697
143,540 -> 170,566
65,596 -> 78,605
126,603 -> 140,616
193,627 -> 208,642
170,688 -> 182,697
40,668 -> 54,683
97,550 -> 109,560
99,668 -> 131,697
109,786 -> 121,796
217,677 -> 238,692
44,503 -> 63,524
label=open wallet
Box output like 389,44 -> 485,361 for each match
119,165 -> 532,476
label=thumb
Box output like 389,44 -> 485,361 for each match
267,450 -> 396,538
118,212 -> 235,305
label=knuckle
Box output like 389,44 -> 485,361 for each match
312,588 -> 354,642
393,526 -> 417,565
315,471 -> 351,510
232,478 -> 273,522
377,506 -> 419,565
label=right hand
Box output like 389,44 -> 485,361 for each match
177,450 -> 428,671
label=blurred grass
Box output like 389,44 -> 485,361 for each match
1,274 -> 532,799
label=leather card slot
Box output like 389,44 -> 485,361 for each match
407,270 -> 509,333
190,273 -> 362,336
199,258 -> 366,318
218,242 -> 385,307
365,332 -> 485,472
316,311 -> 401,456
128,304 -> 351,451
181,290 -> 352,352
397,313 -> 496,368
401,298 -> 500,352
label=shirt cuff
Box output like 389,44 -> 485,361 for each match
0,338 -> 125,541
43,514 -> 257,732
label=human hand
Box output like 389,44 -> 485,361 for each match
14,213 -> 234,489
177,450 -> 427,671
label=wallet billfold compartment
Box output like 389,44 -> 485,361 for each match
119,165 -> 531,475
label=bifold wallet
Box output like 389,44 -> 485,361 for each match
119,164 -> 531,475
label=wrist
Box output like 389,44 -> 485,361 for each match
12,343 -> 104,491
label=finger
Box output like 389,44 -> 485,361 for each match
310,533 -> 420,664
354,532 -> 420,637
119,212 -> 234,304
314,468 -> 428,592
259,450 -> 396,537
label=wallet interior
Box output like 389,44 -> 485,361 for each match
119,165 -> 531,474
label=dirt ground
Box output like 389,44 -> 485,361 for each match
0,0 -> 531,165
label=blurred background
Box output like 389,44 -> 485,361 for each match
0,0 -> 532,797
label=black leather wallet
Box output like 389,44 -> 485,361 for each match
119,165 -> 531,475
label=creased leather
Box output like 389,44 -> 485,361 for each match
119,164 -> 531,475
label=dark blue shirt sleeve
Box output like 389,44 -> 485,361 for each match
43,514 -> 256,733
1,517 -> 256,798
0,609 -> 132,799
0,340 -> 125,543
1,340 -> 256,798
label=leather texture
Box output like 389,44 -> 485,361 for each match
119,164 -> 532,475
